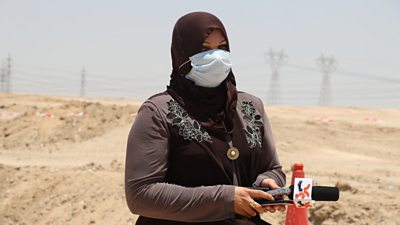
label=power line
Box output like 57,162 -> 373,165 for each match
4,57 -> 399,107
15,63 -> 78,75
286,62 -> 400,84
12,69 -> 79,82
12,75 -> 74,88
336,69 -> 400,84
285,63 -> 317,72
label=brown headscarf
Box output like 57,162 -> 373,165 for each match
167,12 -> 238,138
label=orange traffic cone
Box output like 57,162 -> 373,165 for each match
285,163 -> 309,225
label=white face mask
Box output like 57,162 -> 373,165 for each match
185,49 -> 232,88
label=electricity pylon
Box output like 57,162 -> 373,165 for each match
0,60 -> 5,92
317,54 -> 338,106
80,67 -> 86,97
5,55 -> 12,93
265,49 -> 288,105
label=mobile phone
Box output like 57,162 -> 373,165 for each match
249,187 -> 271,192
255,199 -> 293,206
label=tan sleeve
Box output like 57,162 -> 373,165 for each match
252,99 -> 286,187
124,101 -> 235,222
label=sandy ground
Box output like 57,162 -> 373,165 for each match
0,93 -> 399,225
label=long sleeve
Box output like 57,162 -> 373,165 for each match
252,99 -> 286,188
124,101 -> 235,222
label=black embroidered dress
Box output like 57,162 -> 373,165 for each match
125,91 -> 285,225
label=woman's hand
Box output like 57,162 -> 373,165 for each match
260,178 -> 287,213
234,186 -> 274,218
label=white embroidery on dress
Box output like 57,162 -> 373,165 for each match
240,101 -> 263,148
167,99 -> 212,144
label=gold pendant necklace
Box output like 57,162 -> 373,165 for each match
226,141 -> 239,160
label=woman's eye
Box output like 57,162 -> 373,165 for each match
218,45 -> 228,50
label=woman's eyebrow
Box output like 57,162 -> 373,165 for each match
203,39 -> 227,45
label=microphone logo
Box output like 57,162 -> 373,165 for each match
293,178 -> 314,208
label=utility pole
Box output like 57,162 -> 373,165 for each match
317,54 -> 338,106
265,48 -> 288,105
5,55 -> 12,93
80,67 -> 86,97
0,60 -> 5,92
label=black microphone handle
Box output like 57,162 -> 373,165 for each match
311,186 -> 339,201
287,186 -> 340,201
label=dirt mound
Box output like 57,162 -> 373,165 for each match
0,98 -> 139,150
0,164 -> 135,225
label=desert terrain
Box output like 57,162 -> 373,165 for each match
0,93 -> 399,225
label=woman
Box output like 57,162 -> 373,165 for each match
125,12 -> 286,225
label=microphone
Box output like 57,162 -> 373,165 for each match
254,178 -> 339,207
265,185 -> 339,201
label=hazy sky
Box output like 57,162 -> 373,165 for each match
1,1 -> 399,108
